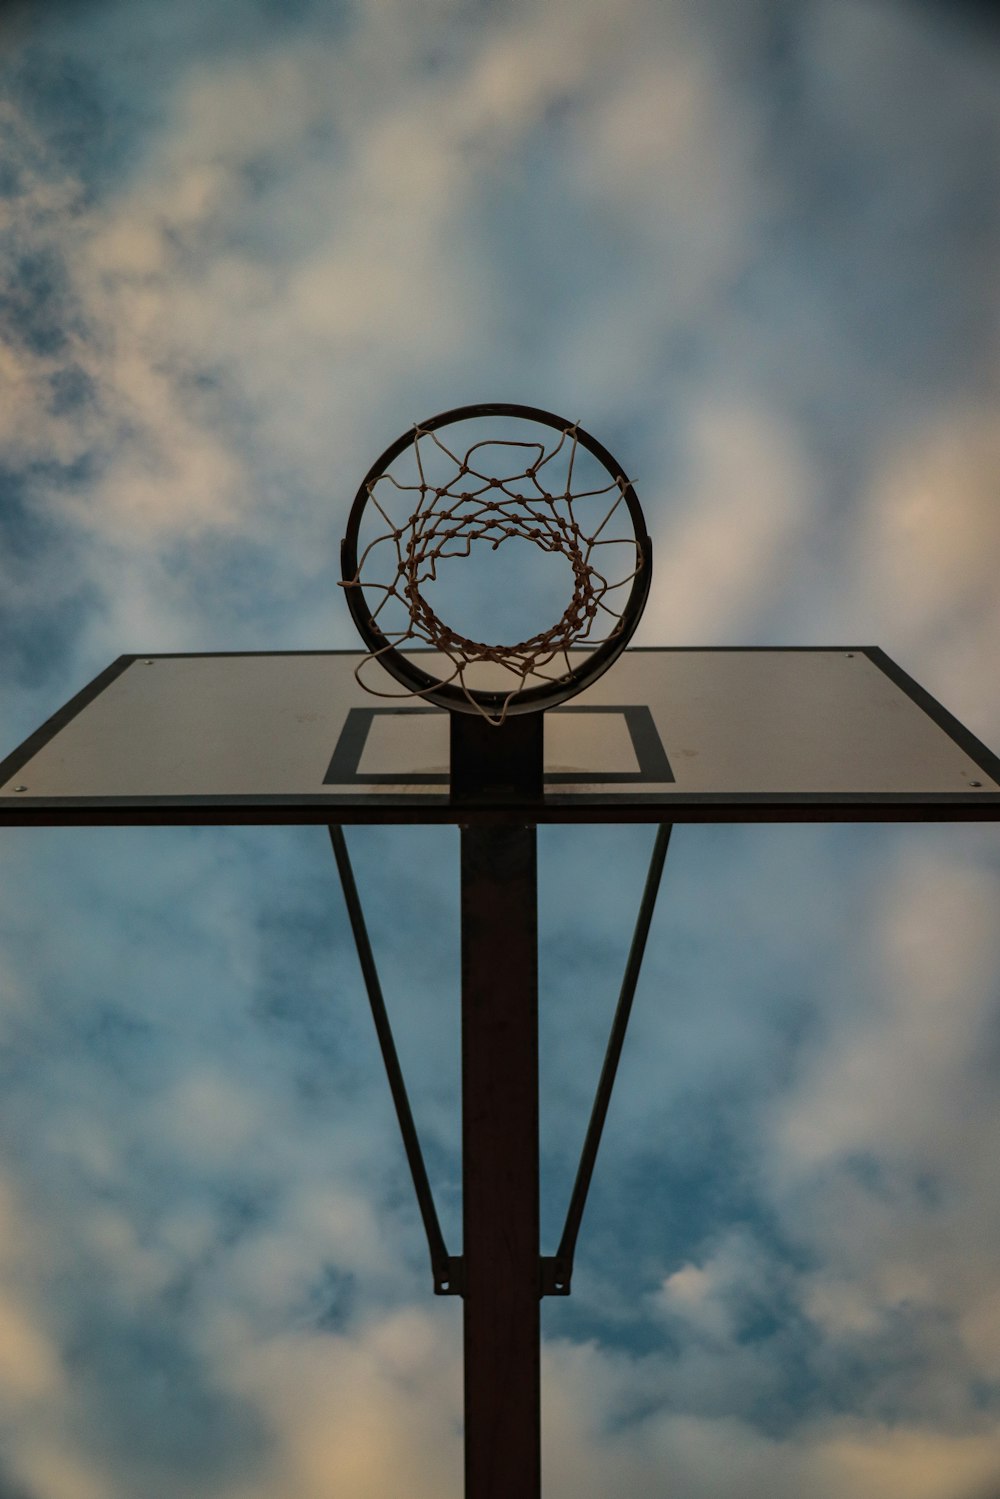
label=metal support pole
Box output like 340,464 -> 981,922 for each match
461,823 -> 540,1499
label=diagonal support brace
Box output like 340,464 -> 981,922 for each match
546,822 -> 672,1295
329,825 -> 461,1295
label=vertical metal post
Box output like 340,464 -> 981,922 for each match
461,822 -> 540,1499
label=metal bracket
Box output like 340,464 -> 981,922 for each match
435,1256 -> 465,1297
540,1256 -> 572,1297
440,1257 -> 573,1298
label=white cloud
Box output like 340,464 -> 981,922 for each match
223,1185 -> 396,1325
12,1447 -> 109,1499
0,1292 -> 63,1400
213,1312 -> 462,1499
642,400 -> 812,641
959,1286 -> 1000,1381
542,1333 -> 1000,1499
857,407 -> 1000,744
654,1229 -> 772,1344
816,1423 -> 1000,1499
153,1067 -> 261,1164
752,834 -> 1000,1420
772,843 -> 1000,1173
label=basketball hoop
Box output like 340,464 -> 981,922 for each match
340,403 -> 652,722
4,413 -> 999,1499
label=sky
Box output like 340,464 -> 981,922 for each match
0,0 -> 999,1495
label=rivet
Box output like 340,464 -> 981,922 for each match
13,785 -> 28,794
143,659 -> 154,665
969,780 -> 983,788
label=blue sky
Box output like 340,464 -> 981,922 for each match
1,1 -> 999,1495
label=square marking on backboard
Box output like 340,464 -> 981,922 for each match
331,706 -> 657,785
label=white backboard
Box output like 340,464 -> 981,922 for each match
0,649 -> 997,825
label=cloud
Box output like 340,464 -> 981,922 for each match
0,1291 -> 62,1402
773,842 -> 1000,1171
543,1333 -> 1000,1498
857,408 -> 1000,742
210,1311 -> 462,1499
816,1425 -> 1000,1499
654,1228 -> 776,1344
641,400 -> 812,642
